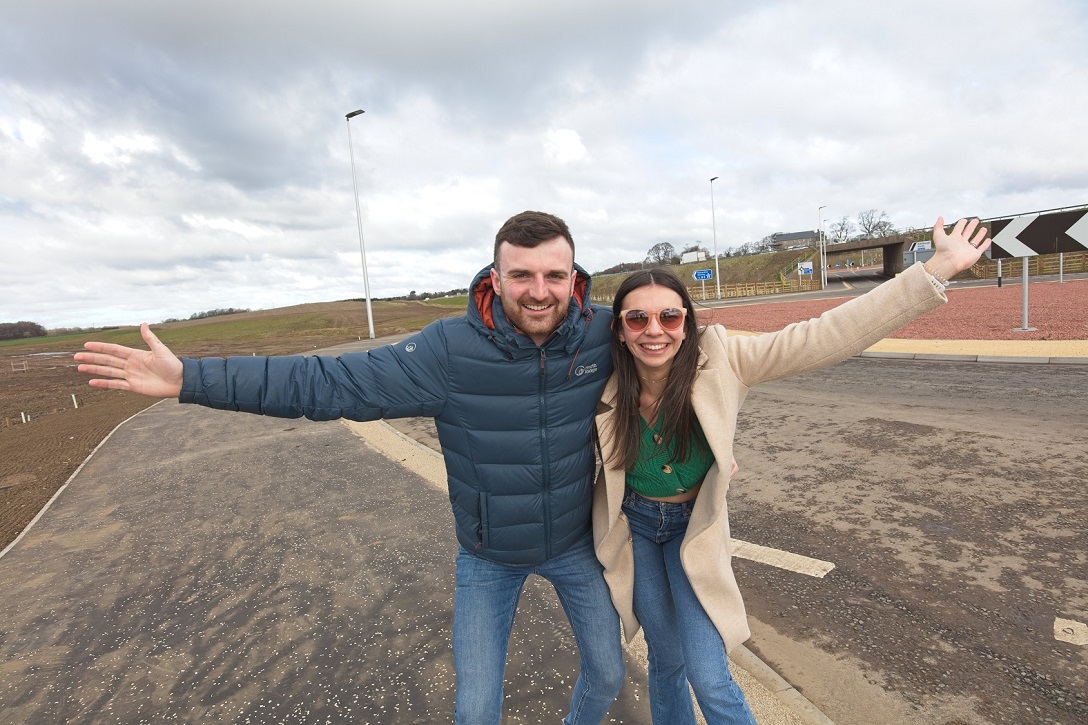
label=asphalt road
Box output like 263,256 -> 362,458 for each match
728,357 -> 1087,724
0,402 -> 652,723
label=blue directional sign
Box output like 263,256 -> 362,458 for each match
693,269 -> 713,281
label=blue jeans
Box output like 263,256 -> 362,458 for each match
623,488 -> 756,725
452,534 -> 625,724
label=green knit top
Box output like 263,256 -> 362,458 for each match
627,415 -> 715,498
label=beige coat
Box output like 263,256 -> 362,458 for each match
593,262 -> 946,651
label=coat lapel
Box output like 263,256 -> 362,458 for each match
685,346 -> 738,546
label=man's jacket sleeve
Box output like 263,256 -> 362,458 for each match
178,326 -> 448,422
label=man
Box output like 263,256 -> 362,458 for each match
75,211 -> 624,724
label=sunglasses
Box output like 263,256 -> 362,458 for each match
619,307 -> 687,332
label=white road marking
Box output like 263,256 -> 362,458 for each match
342,420 -> 448,493
1054,617 -> 1088,646
345,420 -> 838,583
732,539 -> 835,578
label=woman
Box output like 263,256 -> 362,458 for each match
593,217 -> 990,723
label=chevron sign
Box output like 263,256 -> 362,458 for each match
989,208 -> 1088,259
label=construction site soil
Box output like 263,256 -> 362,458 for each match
2,278 -> 1085,551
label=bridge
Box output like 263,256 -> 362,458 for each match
822,230 -> 924,277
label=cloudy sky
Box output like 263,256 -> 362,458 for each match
2,0 -> 1085,328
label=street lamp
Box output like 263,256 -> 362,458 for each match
710,176 -> 721,299
818,205 -> 828,289
345,109 -> 375,339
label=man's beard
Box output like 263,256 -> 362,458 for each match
500,294 -> 571,343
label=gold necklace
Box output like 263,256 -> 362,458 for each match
638,374 -> 668,384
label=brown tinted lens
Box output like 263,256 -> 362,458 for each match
658,308 -> 685,330
623,310 -> 650,331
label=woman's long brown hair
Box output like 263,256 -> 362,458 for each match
606,268 -> 703,471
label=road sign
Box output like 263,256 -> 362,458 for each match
989,208 -> 1088,259
693,269 -> 713,281
797,262 -> 813,275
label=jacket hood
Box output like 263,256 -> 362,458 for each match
467,262 -> 595,355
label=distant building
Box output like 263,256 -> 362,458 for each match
680,250 -> 708,264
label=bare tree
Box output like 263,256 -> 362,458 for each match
828,216 -> 855,244
645,242 -> 678,265
681,243 -> 710,256
857,209 -> 896,238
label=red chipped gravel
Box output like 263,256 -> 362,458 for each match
699,278 -> 1088,341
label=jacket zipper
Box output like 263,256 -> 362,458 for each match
539,348 -> 551,560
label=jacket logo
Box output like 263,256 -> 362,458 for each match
574,363 -> 597,376
404,342 -> 417,352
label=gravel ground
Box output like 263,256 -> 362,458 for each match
704,278 -> 1088,341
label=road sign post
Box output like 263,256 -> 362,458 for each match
987,207 -> 1088,332
693,269 -> 713,300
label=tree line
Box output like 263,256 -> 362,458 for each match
2,308 -> 251,340
160,307 -> 251,323
0,321 -> 47,341
633,209 -> 900,265
826,209 -> 897,244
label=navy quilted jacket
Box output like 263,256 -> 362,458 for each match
179,263 -> 613,565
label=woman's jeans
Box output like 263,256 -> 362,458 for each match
622,488 -> 757,725
452,534 -> 625,724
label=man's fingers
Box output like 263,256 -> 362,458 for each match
140,323 -> 163,350
81,341 -> 134,358
74,351 -> 126,368
87,378 -> 131,391
77,362 -> 128,379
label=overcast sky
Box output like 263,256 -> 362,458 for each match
2,1 -> 1085,328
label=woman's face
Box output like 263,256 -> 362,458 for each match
616,284 -> 687,377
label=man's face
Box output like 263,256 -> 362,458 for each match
490,236 -> 576,346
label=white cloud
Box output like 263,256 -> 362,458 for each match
81,132 -> 159,166
0,0 -> 1086,328
545,129 -> 589,165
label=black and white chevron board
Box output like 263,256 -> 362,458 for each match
989,208 -> 1088,259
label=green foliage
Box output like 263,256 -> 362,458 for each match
422,295 -> 469,308
163,307 -> 251,323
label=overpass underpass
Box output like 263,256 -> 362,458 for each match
821,231 -> 921,277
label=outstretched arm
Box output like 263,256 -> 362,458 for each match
74,323 -> 184,398
923,216 -> 992,282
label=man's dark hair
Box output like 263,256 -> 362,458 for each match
493,211 -> 574,267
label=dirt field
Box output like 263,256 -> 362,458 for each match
0,299 -> 461,550
2,279 -> 1085,551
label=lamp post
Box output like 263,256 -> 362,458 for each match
345,109 -> 375,339
710,176 -> 721,299
818,205 -> 828,289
